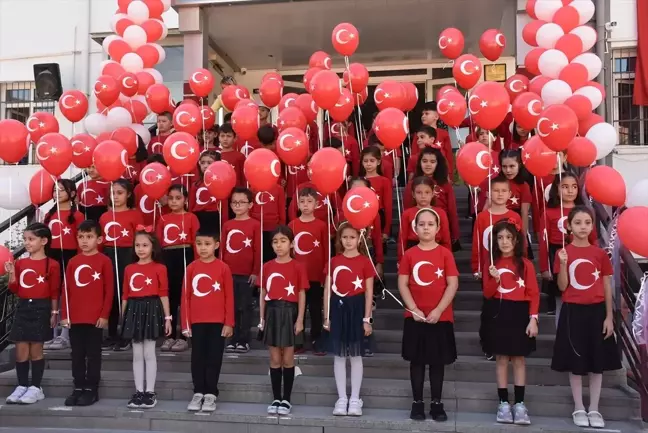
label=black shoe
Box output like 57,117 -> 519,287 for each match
77,389 -> 98,406
547,310 -> 556,316
64,389 -> 84,406
485,352 -> 495,361
410,401 -> 425,421
113,340 -> 132,351
101,338 -> 115,350
430,401 -> 448,422
127,392 -> 144,408
452,240 -> 462,252
140,391 -> 157,408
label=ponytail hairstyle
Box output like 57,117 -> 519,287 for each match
491,219 -> 525,276
45,179 -> 78,225
24,222 -> 53,280
271,225 -> 296,258
358,145 -> 383,177
499,149 -> 527,185
197,149 -> 221,182
133,228 -> 163,263
335,221 -> 370,257
547,171 -> 583,208
109,178 -> 136,209
414,147 -> 448,185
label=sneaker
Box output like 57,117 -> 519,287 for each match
347,398 -> 363,416
127,392 -> 144,408
267,399 -> 281,415
277,400 -> 292,415
48,336 -> 70,350
43,339 -> 55,350
64,389 -> 84,406
113,340 -> 131,352
101,338 -> 115,350
171,339 -> 189,352
161,338 -> 175,352
333,397 -> 348,416
363,347 -> 374,357
547,310 -> 556,316
430,401 -> 448,422
513,402 -> 531,425
140,391 -> 157,408
18,386 -> 44,404
312,341 -> 326,356
225,344 -> 236,353
6,385 -> 27,404
201,394 -> 217,412
496,401 -> 514,424
77,389 -> 98,407
235,343 -> 250,354
410,401 -> 425,421
187,393 -> 204,411
484,352 -> 495,361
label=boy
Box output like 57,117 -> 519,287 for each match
411,102 -> 454,176
220,187 -> 261,353
407,126 -> 438,180
134,153 -> 171,226
182,229 -> 234,413
288,188 -> 329,355
61,220 -> 114,407
287,179 -> 342,231
77,165 -> 110,223
149,112 -> 174,155
218,123 -> 246,187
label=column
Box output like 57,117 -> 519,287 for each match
178,6 -> 208,99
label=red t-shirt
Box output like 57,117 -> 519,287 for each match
62,253 -> 114,324
46,210 -> 84,250
133,184 -> 169,227
398,245 -> 459,322
338,134 -> 361,177
397,206 -> 451,262
285,164 -> 310,199
220,150 -> 246,187
99,209 -> 145,248
483,256 -> 540,315
471,210 -> 524,274
148,133 -> 170,154
366,175 -> 392,235
122,261 -> 169,299
155,212 -> 200,248
262,259 -> 309,303
324,254 -> 376,297
235,137 -> 261,156
531,174 -> 555,235
181,258 -> 235,328
220,218 -> 261,276
288,218 -> 330,283
189,180 -> 228,215
288,182 -> 342,231
77,179 -> 110,208
381,150 -> 395,181
250,184 -> 286,232
477,179 -> 532,214
553,244 -> 612,304
410,128 -> 454,175
9,257 -> 60,300
404,179 -> 459,240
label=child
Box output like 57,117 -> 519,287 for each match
530,152 -> 565,239
156,184 -> 200,352
149,112 -> 174,154
77,165 -> 110,223
324,223 -> 375,417
218,123 -> 246,187
498,150 -> 533,258
221,187 -> 261,353
288,187 -> 329,355
61,220 -> 114,406
285,161 -> 310,215
552,206 -> 621,428
359,146 -> 392,241
366,136 -> 394,182
99,179 -> 145,350
407,126 -> 438,180
287,180 -> 342,231
5,223 -> 60,405
121,227 -> 172,409
257,124 -> 277,152
134,153 -> 171,227
506,122 -> 533,151
182,229 -> 234,412
398,208 -> 458,421
410,102 -> 454,175
190,150 -> 228,233
481,220 -> 539,425
259,226 -> 308,415
251,182 -> 286,263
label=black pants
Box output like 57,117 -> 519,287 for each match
306,282 -> 323,343
104,246 -> 134,339
543,243 -> 561,313
195,211 -> 220,235
191,323 -> 225,395
410,363 -> 445,402
70,324 -> 103,390
262,230 -> 277,263
232,275 -> 253,345
164,247 -> 195,339
79,205 -> 107,223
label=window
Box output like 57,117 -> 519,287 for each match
611,49 -> 648,145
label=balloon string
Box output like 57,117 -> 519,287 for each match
54,183 -> 71,324
393,151 -> 405,258
473,186 -> 481,275
80,171 -> 88,220
110,183 -> 122,317
181,211 -> 189,333
344,55 -> 365,150
200,97 -> 207,149
557,154 -> 565,249
540,178 -> 550,272
488,132 -> 494,265
260,205 -> 264,286
8,177 -> 12,250
325,201 -> 332,323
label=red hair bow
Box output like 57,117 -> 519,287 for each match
507,218 -> 521,232
136,224 -> 153,233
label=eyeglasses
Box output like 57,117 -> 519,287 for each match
231,201 -> 250,206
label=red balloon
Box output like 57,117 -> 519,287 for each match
93,140 -> 127,181
513,92 -> 544,130
279,93 -> 299,113
374,108 -> 408,150
567,137 -> 597,167
537,105 -> 578,151
128,99 -> 149,124
96,132 -> 113,144
102,61 -> 126,80
526,0 -> 538,19
139,162 -> 171,200
505,74 -> 530,102
328,88 -> 354,122
278,106 -> 307,132
479,29 -> 506,61
244,148 -> 281,191
524,48 -> 547,76
453,54 -> 482,90
117,0 -> 132,13
0,245 -> 13,276
111,127 -> 138,156
141,19 -> 164,42
295,94 -> 319,123
303,67 -> 323,93
342,187 -> 380,230
35,133 -> 72,176
309,51 -> 332,70
470,81 -> 511,130
26,112 -> 59,143
163,132 -> 200,175
401,82 -> 419,113
559,63 -> 589,91
553,5 -> 580,32
522,20 -> 545,47
564,94 -> 592,121
343,63 -> 369,93
310,70 -> 341,110
354,88 -> 368,105
136,44 -> 159,68
58,90 -> 88,123
456,141 -> 493,186
136,71 -> 156,95
70,133 -> 97,168
118,72 -> 139,97
331,22 -> 359,57
231,106 -> 259,140
173,103 -> 202,136
261,71 -> 284,86
578,112 -> 604,136
276,127 -> 309,166
204,161 -> 236,199
94,75 -> 120,107
221,85 -> 250,111
107,38 -> 131,62
235,99 -> 258,111
29,169 -> 57,205
309,147 -> 348,194
436,85 -> 460,101
189,68 -> 214,98
618,207 -> 648,258
200,105 -> 216,130
374,80 -> 407,111
521,136 -> 556,177
438,28 -> 465,60
143,0 -> 164,18
528,75 -> 551,96
437,91 -> 467,128
114,15 -> 133,37
0,119 -> 29,163
585,165 -> 626,206
259,79 -> 283,108
555,34 -> 583,61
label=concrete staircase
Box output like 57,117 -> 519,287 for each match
0,187 -> 642,432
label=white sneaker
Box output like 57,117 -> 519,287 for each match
333,397 -> 348,416
6,386 -> 27,404
187,393 -> 203,411
347,398 -> 363,416
18,386 -> 44,404
201,394 -> 217,412
43,339 -> 54,350
48,336 -> 69,350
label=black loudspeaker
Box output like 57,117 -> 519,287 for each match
33,63 -> 63,101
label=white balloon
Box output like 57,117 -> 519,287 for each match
153,44 -> 166,65
123,25 -> 147,50
534,0 -> 563,21
572,53 -> 603,81
130,123 -> 152,146
144,68 -> 163,84
162,0 -> 172,12
538,49 -> 569,79
127,1 -> 149,25
102,35 -> 118,54
570,26 -> 597,51
541,79 -> 573,106
121,53 -> 144,73
585,122 -> 617,160
160,22 -> 169,40
0,178 -> 31,210
106,107 -> 133,131
574,85 -> 603,109
536,23 -> 565,49
626,179 -> 648,208
85,113 -> 109,136
570,0 -> 596,25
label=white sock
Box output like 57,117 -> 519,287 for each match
143,339 -> 157,393
333,356 -> 347,399
60,327 -> 69,341
349,356 -> 363,401
132,342 -> 145,392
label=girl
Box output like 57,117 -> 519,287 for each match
403,148 -> 459,247
481,220 -> 539,425
190,150 -> 228,234
99,179 -> 145,350
44,179 -> 83,351
121,227 -> 172,409
156,184 -> 200,352
359,146 -> 392,242
398,209 -> 458,422
324,223 -> 375,417
77,165 -> 110,223
259,226 -> 308,416
507,122 -> 533,151
552,206 -> 621,428
5,223 -> 60,405
530,152 -> 566,240
135,153 -> 171,227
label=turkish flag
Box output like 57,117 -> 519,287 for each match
634,0 -> 648,105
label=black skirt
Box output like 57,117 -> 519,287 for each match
542,243 -> 562,298
328,293 -> 366,357
402,318 -> 457,365
121,296 -> 164,342
264,300 -> 300,348
9,298 -> 52,343
480,298 -> 536,357
551,302 -> 622,375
